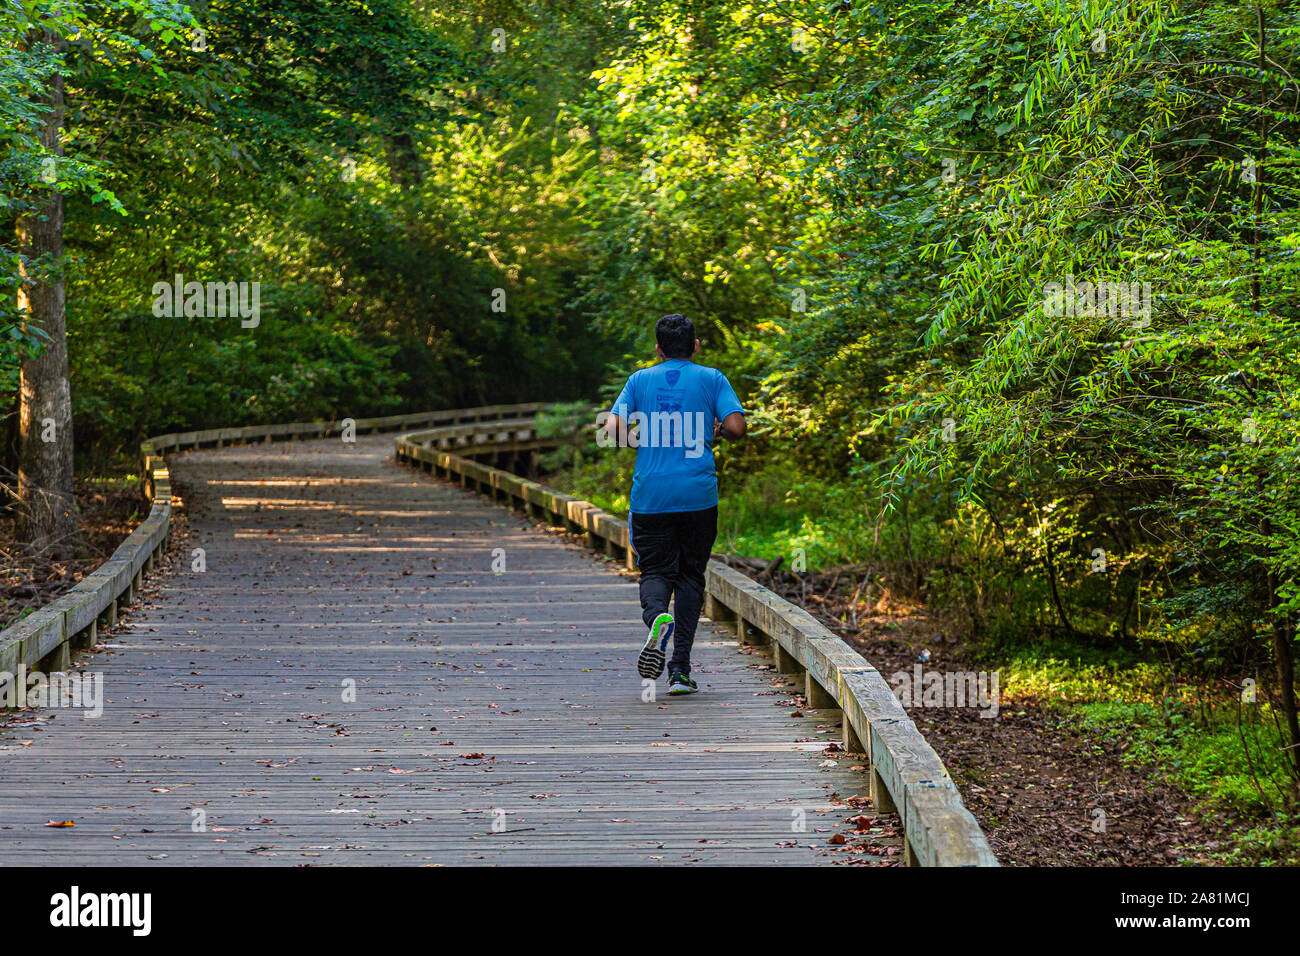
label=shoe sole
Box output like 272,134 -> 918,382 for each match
667,684 -> 697,696
637,615 -> 674,679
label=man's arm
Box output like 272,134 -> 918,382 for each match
602,412 -> 637,447
603,374 -> 639,447
714,411 -> 746,442
712,368 -> 746,442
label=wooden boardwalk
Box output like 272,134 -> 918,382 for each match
0,436 -> 900,864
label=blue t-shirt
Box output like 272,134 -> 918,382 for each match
610,359 -> 744,514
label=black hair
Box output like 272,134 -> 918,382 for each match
655,313 -> 695,359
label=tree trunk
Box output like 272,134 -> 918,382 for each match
16,32 -> 78,557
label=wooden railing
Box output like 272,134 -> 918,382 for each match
394,410 -> 999,867
0,404 -> 543,695
0,400 -> 997,867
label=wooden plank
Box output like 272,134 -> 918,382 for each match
389,416 -> 994,866
0,433 -> 899,866
1,403 -> 989,867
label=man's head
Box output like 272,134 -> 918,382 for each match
655,313 -> 699,360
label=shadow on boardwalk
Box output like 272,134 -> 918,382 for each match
0,435 -> 901,865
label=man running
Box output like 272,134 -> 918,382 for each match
603,314 -> 746,695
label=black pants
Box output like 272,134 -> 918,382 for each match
629,506 -> 718,675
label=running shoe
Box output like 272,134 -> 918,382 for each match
637,613 -> 675,679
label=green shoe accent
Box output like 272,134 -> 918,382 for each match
667,672 -> 698,695
637,613 -> 675,679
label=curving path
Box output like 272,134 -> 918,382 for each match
0,435 -> 900,864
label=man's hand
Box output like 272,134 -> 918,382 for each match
714,412 -> 746,443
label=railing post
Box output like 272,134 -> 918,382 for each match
773,641 -> 802,675
870,763 -> 897,814
44,638 -> 70,673
706,594 -> 745,644
805,673 -> 836,709
75,617 -> 98,651
703,591 -> 720,622
842,716 -> 866,755
734,613 -> 752,643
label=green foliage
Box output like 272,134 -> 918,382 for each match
1217,814 -> 1300,865
1075,698 -> 1295,818
3,0 -> 630,470
1,1 -> 195,390
5,0 -> 1300,851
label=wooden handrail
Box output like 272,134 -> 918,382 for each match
0,400 -> 997,867
0,404 -> 543,704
